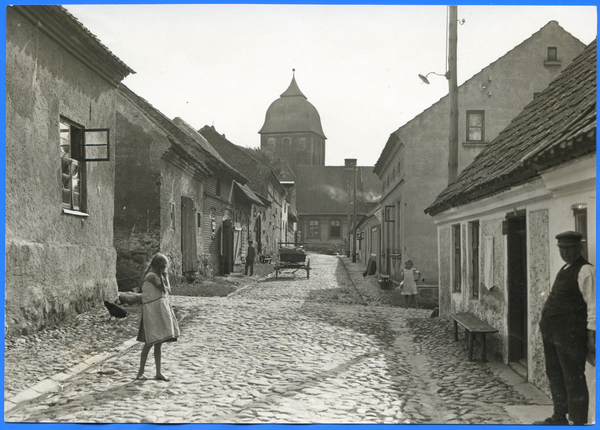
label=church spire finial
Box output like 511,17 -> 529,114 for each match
292,68 -> 295,77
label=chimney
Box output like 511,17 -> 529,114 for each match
344,158 -> 357,170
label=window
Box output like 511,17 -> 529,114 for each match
197,212 -> 202,229
60,119 -> 84,211
453,224 -> 462,293
545,47 -> 561,67
308,220 -> 320,239
469,221 -> 480,299
330,220 -> 341,238
282,138 -> 291,153
466,111 -> 485,142
573,204 -> 588,260
60,117 -> 110,213
216,178 -> 221,196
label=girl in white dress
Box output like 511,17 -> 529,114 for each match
136,253 -> 180,380
400,260 -> 421,309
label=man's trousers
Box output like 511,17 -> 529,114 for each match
539,313 -> 589,424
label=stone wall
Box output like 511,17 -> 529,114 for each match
5,7 -> 120,335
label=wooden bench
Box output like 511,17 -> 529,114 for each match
451,312 -> 499,362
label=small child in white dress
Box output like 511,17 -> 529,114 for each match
400,260 -> 421,309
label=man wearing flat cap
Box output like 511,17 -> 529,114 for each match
536,231 -> 595,425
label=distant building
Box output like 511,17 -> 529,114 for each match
295,159 -> 381,254
373,21 -> 586,287
5,6 -> 133,335
173,118 -> 251,275
199,125 -> 296,260
425,39 -> 596,417
259,71 -> 326,172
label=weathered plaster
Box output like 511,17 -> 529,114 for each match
528,209 -> 551,393
438,227 -> 452,316
6,8 -> 121,335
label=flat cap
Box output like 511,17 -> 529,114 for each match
556,231 -> 583,245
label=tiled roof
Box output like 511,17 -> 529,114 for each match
233,181 -> 264,207
12,6 -> 135,87
296,166 -> 382,215
173,118 -> 247,183
199,125 -> 277,199
425,39 -> 596,216
117,85 -> 211,175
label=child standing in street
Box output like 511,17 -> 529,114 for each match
136,253 -> 180,381
400,260 -> 421,309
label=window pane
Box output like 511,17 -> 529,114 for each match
84,129 -> 109,160
469,114 -> 482,127
60,122 -> 70,156
61,157 -> 72,206
468,129 -> 482,141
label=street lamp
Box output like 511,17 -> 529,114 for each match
418,71 -> 449,85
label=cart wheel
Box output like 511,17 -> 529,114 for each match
306,259 -> 310,279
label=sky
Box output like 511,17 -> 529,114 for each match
62,4 -> 598,167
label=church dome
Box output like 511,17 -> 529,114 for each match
259,74 -> 326,139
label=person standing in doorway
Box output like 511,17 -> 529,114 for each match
245,240 -> 256,276
535,231 -> 595,425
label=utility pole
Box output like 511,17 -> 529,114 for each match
448,5 -> 459,185
347,180 -> 351,257
352,164 -> 357,263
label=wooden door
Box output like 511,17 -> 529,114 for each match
507,214 -> 527,367
181,196 -> 198,274
222,219 -> 234,274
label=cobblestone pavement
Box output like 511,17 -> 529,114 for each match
6,254 -> 548,423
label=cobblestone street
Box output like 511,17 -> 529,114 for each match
5,254 -> 552,423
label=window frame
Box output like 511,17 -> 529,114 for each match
573,204 -> 588,260
308,220 -> 320,239
466,110 -> 485,143
469,220 -> 480,299
60,117 -> 85,212
453,224 -> 462,293
330,220 -> 341,239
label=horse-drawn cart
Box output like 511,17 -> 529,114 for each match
275,242 -> 310,279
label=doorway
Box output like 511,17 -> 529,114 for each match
507,212 -> 527,376
181,196 -> 198,274
222,219 -> 234,274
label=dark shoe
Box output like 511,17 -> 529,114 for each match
533,414 -> 569,425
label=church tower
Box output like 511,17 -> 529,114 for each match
259,70 -> 326,171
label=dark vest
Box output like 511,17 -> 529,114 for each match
543,256 -> 590,317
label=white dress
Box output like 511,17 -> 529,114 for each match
137,272 -> 180,345
401,268 -> 419,295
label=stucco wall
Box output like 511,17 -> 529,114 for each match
438,227 -> 452,316
473,219 -> 506,360
113,103 -> 164,290
528,209 -> 551,391
5,8 -> 121,335
159,157 -> 205,282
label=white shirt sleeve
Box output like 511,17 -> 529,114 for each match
578,264 -> 596,330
